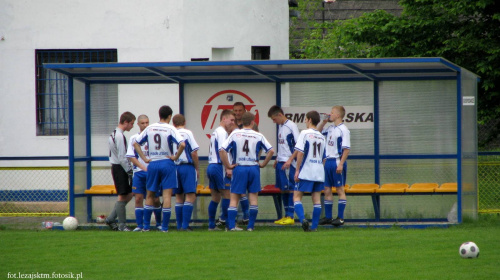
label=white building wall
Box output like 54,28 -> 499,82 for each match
0,0 -> 289,166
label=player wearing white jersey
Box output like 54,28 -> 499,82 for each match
133,106 -> 185,232
293,111 -> 326,232
268,105 -> 300,226
105,111 -> 135,232
206,109 -> 235,230
233,102 -> 254,226
220,112 -> 274,231
127,115 -> 163,232
318,106 -> 351,227
172,114 -> 200,231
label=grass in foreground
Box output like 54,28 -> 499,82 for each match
1,215 -> 499,280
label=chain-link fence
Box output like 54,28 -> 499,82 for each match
1,153 -> 498,220
478,120 -> 500,213
0,160 -> 69,217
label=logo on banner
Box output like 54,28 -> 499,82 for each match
201,89 -> 259,138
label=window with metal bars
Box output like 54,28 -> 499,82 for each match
35,49 -> 118,135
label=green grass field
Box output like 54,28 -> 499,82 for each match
1,215 -> 499,280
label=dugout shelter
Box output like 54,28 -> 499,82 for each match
44,58 -> 479,225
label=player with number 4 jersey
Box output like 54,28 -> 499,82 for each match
220,112 -> 274,231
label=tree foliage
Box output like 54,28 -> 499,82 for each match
298,0 -> 500,145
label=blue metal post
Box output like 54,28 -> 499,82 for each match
456,73 -> 462,223
85,82 -> 93,222
68,78 -> 75,217
179,83 -> 184,115
373,81 -> 380,220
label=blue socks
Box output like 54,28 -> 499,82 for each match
248,205 -> 258,230
287,193 -> 294,218
312,204 -> 322,230
143,205 -> 154,230
135,207 -> 144,229
324,200 -> 333,219
161,208 -> 171,231
282,193 -> 289,218
294,201 -> 305,221
208,200 -> 219,229
220,198 -> 230,222
175,203 -> 183,230
227,206 -> 238,230
182,202 -> 194,229
154,207 -> 162,228
240,196 -> 249,220
338,199 -> 347,219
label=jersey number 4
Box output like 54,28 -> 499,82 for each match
242,140 -> 250,156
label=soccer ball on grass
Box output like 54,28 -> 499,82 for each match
459,242 -> 479,258
62,216 -> 79,230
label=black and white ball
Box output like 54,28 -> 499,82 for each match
459,242 -> 479,258
62,216 -> 79,230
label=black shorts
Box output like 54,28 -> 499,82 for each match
111,164 -> 132,195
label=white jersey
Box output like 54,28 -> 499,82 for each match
108,127 -> 132,172
322,123 -> 351,160
175,128 -> 199,165
294,128 -> 325,182
277,119 -> 299,167
221,128 -> 273,166
208,126 -> 228,164
135,122 -> 184,162
126,133 -> 149,173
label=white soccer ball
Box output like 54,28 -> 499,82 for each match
459,242 -> 480,258
62,216 -> 79,230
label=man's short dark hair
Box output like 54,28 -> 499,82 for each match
233,102 -> 245,109
242,112 -> 255,126
220,109 -> 235,121
159,105 -> 173,120
119,111 -> 136,124
306,110 -> 320,126
172,114 -> 185,127
267,105 -> 284,118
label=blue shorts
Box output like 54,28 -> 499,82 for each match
132,171 -> 147,196
275,162 -> 295,191
146,159 -> 177,193
231,165 -> 260,194
174,164 -> 197,195
207,164 -> 230,191
324,158 -> 347,188
295,180 -> 324,193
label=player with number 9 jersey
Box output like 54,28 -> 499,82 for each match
135,122 -> 184,162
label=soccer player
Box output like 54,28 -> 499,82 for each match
172,114 -> 200,231
133,105 -> 185,232
126,115 -> 163,232
268,105 -> 299,225
206,109 -> 235,230
232,102 -> 252,224
105,111 -> 135,231
318,106 -> 351,226
293,111 -> 326,232
220,112 -> 274,231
